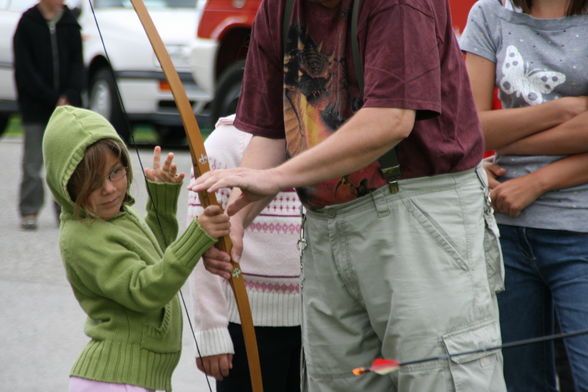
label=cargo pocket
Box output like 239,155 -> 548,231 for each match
484,210 -> 505,293
443,320 -> 504,392
403,198 -> 469,271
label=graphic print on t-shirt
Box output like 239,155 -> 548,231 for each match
500,45 -> 566,106
282,5 -> 386,208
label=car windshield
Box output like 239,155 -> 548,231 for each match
94,0 -> 194,9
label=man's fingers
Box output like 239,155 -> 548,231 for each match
226,193 -> 250,216
191,171 -> 220,192
203,261 -> 233,280
192,170 -> 242,193
204,246 -> 230,260
230,235 -> 243,264
202,247 -> 233,279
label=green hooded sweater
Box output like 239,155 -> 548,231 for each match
43,106 -> 216,391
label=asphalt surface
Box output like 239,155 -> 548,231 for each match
0,136 -> 216,391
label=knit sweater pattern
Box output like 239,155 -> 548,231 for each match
43,106 -> 216,391
187,115 -> 302,357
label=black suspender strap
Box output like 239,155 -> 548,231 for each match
378,147 -> 401,193
283,0 -> 400,193
350,0 -> 363,93
283,0 -> 294,57
349,0 -> 400,192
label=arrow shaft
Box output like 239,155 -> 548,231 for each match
400,328 -> 588,367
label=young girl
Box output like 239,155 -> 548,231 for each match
42,105 -> 230,392
187,115 -> 302,392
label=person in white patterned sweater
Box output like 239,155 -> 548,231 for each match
187,115 -> 302,392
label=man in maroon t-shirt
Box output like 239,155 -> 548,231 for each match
193,1 -> 506,391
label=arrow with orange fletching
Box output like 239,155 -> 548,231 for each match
353,327 -> 588,376
353,358 -> 400,376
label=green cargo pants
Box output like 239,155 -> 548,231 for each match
300,166 -> 506,392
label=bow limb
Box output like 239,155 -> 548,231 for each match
128,1 -> 263,391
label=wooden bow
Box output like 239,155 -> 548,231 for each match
127,1 -> 263,390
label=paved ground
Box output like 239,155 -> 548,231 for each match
0,136 -> 216,391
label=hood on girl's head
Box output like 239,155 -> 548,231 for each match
42,105 -> 128,214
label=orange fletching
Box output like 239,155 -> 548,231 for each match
352,367 -> 367,376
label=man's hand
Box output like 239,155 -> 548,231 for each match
202,246 -> 232,279
202,217 -> 245,279
190,167 -> 281,216
196,354 -> 233,380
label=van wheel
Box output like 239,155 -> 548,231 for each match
211,60 -> 245,123
89,68 -> 130,142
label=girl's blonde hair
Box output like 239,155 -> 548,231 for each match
67,138 -> 133,218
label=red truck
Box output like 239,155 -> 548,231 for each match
189,0 -> 477,122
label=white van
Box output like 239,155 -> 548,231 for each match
79,0 -> 211,143
0,0 -> 210,143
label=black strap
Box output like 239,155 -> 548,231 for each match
350,0 -> 363,93
349,0 -> 400,188
283,0 -> 295,57
283,0 -> 400,190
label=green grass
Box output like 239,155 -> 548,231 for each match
5,115 -> 22,137
132,124 -> 159,144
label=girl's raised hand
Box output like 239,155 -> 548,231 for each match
198,205 -> 230,239
144,146 -> 185,184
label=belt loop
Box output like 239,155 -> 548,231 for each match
370,188 -> 390,218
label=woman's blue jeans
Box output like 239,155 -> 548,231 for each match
498,224 -> 588,392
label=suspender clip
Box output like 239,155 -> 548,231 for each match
380,164 -> 400,194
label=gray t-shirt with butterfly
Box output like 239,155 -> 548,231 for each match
460,0 -> 588,232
